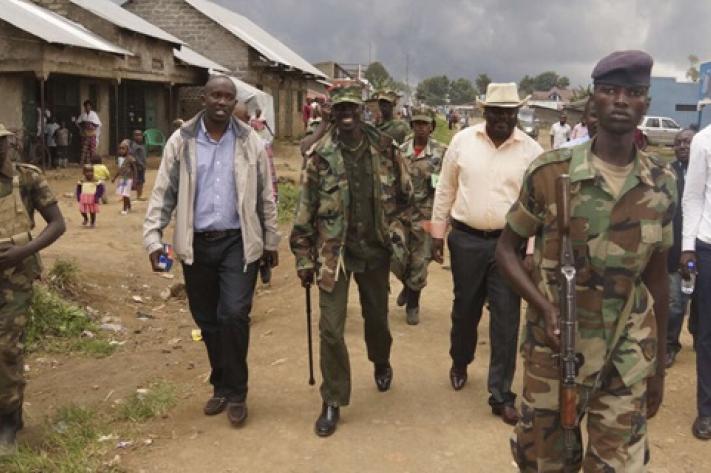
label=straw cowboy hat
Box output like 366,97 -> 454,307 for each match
476,82 -> 530,108
0,123 -> 15,137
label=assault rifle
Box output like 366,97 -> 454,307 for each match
556,174 -> 578,467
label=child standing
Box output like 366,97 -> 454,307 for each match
91,155 -> 111,204
76,164 -> 104,227
55,121 -> 70,168
112,139 -> 137,215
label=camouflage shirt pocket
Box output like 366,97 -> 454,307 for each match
640,219 -> 662,246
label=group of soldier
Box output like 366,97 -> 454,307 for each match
0,47 -> 706,471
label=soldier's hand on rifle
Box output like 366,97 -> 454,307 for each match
432,238 -> 444,264
679,251 -> 697,279
148,249 -> 163,272
0,244 -> 30,271
297,268 -> 314,288
542,302 -> 561,351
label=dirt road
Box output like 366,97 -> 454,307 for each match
23,147 -> 708,473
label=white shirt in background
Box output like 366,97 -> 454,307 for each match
682,124 -> 711,251
550,122 -> 572,149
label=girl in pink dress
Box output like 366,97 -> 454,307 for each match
76,164 -> 104,227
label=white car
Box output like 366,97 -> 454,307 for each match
638,116 -> 681,146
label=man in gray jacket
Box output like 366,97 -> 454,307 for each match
144,76 -> 279,428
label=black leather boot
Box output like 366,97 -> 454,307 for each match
374,362 -> 393,392
315,402 -> 339,437
405,289 -> 421,325
0,409 -> 21,456
396,286 -> 408,307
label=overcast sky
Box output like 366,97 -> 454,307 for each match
210,0 -> 709,89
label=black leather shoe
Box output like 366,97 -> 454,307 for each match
203,396 -> 227,416
315,403 -> 339,437
693,416 -> 711,440
226,402 -> 248,427
396,287 -> 408,307
0,410 -> 20,456
449,365 -> 467,391
374,363 -> 393,392
492,404 -> 520,426
665,349 -> 679,369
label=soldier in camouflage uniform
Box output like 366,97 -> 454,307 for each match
290,83 -> 410,437
392,107 -> 446,325
375,89 -> 411,145
0,123 -> 65,454
495,51 -> 674,472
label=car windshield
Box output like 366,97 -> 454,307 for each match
518,109 -> 534,122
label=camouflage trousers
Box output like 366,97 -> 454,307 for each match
512,359 -> 649,473
0,265 -> 33,414
390,219 -> 431,291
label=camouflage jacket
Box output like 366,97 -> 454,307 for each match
506,141 -> 676,388
400,137 -> 447,223
378,119 -> 411,145
0,161 -> 57,284
290,124 -> 411,292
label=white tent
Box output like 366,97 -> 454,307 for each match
228,76 -> 275,136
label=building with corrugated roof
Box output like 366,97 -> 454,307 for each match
121,0 -> 325,138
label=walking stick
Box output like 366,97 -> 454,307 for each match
305,284 -> 315,386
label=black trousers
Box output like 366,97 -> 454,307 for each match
448,226 -> 521,407
183,232 -> 258,403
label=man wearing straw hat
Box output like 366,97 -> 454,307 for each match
430,83 -> 542,425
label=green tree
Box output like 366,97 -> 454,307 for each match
571,84 -> 593,101
532,71 -> 560,91
556,76 -> 570,88
416,75 -> 450,105
449,78 -> 477,104
519,74 -> 535,94
392,80 -> 412,95
475,73 -> 491,95
688,54 -> 700,82
365,61 -> 393,89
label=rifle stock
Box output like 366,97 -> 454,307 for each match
556,174 -> 579,458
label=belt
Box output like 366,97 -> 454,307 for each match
451,219 -> 502,239
194,229 -> 241,241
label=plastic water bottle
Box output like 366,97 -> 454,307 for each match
681,261 -> 696,295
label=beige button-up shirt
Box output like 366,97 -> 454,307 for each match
431,122 -> 543,238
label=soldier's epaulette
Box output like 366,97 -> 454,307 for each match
15,162 -> 43,175
525,148 -> 572,176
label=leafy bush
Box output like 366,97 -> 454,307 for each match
277,183 -> 300,224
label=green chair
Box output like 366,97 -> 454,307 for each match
143,128 -> 166,155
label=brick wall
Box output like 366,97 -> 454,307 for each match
123,0 -> 250,78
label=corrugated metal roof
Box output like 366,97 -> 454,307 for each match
70,0 -> 184,46
185,0 -> 325,78
174,46 -> 230,73
1,0 -> 132,56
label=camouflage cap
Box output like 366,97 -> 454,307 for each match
0,123 -> 15,137
410,106 -> 434,123
375,89 -> 400,103
329,83 -> 363,105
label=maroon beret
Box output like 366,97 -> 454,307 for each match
591,50 -> 653,87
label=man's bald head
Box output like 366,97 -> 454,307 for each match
202,75 -> 237,125
205,75 -> 237,95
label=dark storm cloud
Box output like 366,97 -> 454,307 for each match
217,0 -> 709,86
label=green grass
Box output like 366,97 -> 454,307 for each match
25,286 -> 116,357
46,259 -> 80,296
0,406 -> 118,473
115,380 -> 177,423
432,115 -> 456,145
278,182 -> 299,224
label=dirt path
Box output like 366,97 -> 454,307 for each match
23,147 -> 708,473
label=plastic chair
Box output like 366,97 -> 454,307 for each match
143,128 -> 166,154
